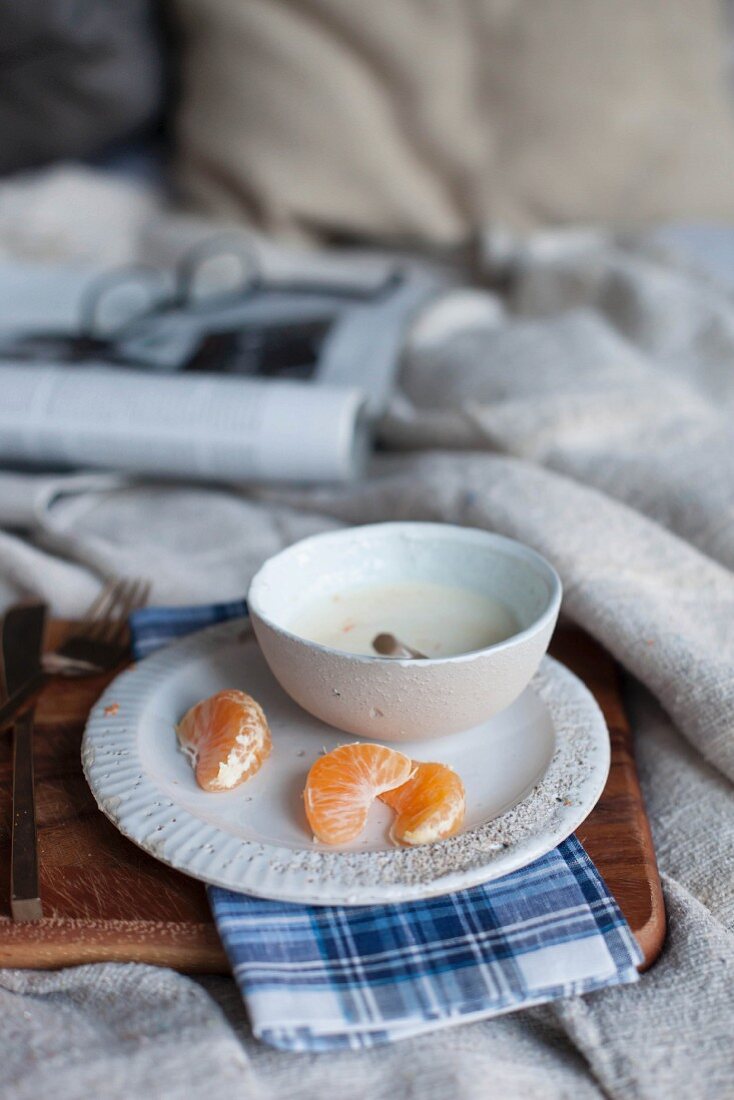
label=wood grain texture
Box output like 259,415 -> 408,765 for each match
0,622 -> 665,973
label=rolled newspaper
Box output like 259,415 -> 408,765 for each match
0,364 -> 369,483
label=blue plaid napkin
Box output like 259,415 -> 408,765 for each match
130,601 -> 643,1052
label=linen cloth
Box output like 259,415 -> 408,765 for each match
0,200 -> 733,1096
173,0 -> 734,243
129,600 -> 641,1052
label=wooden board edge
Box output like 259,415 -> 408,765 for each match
0,919 -> 230,973
574,723 -> 666,970
626,803 -> 666,973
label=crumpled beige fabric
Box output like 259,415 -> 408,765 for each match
2,230 -> 734,1098
172,0 -> 734,244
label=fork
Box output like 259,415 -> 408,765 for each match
0,577 -> 150,733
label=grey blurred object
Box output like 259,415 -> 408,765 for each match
0,0 -> 165,175
0,237 -> 447,416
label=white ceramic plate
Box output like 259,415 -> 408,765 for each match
82,619 -> 610,905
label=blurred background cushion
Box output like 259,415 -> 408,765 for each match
171,0 -> 734,245
0,0 -> 165,176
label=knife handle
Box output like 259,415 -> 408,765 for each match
0,670 -> 47,736
11,710 -> 43,921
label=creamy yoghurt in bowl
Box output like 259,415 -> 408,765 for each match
247,522 -> 562,741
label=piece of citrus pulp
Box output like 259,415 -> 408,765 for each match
304,742 -> 414,845
380,761 -> 466,845
176,689 -> 271,792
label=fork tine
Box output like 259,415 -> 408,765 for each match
99,579 -> 151,647
77,578 -> 124,632
125,578 -> 151,622
133,579 -> 152,612
116,577 -> 150,620
86,578 -> 136,642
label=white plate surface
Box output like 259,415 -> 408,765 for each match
82,619 -> 610,905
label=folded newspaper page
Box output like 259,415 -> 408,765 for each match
0,364 -> 368,483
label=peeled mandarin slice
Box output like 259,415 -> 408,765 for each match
380,761 -> 466,846
176,689 -> 271,792
304,742 -> 414,845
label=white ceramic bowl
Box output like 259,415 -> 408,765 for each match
247,522 -> 562,742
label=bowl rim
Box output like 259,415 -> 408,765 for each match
247,521 -> 562,667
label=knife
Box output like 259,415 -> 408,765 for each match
1,603 -> 47,921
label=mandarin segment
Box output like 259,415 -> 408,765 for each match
176,689 -> 271,792
304,742 -> 414,845
380,761 -> 466,846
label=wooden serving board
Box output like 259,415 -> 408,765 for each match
0,623 -> 665,973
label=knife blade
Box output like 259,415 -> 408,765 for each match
2,602 -> 47,921
2,604 -> 47,696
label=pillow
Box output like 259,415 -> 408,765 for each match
172,0 -> 734,245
